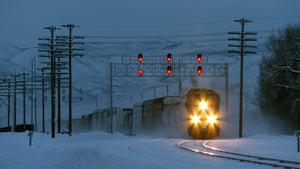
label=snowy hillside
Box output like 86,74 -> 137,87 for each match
0,30 -> 282,138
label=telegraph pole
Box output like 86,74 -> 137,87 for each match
7,79 -> 11,130
0,78 -> 12,131
228,18 -> 257,138
23,71 -> 26,130
21,71 -> 29,131
31,59 -> 34,132
57,56 -> 61,133
34,57 -> 37,132
39,32 -> 69,136
12,73 -> 17,132
110,62 -> 113,133
41,68 -> 45,133
61,24 -> 84,136
42,26 -> 61,138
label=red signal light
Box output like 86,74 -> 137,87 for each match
197,66 -> 202,75
167,66 -> 172,75
197,54 -> 202,63
167,53 -> 172,63
138,53 -> 143,63
138,69 -> 143,75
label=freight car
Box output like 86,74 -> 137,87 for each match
78,88 -> 220,139
132,96 -> 184,134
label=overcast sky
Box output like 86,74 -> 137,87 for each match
0,0 -> 299,47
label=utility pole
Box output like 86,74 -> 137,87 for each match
7,79 -> 11,130
34,57 -> 37,132
21,71 -> 29,131
110,62 -> 113,134
57,55 -> 61,133
40,26 -> 61,138
31,59 -> 34,132
60,24 -> 84,136
0,78 -> 12,131
12,73 -> 17,132
41,68 -> 45,133
228,18 -> 257,138
68,25 -> 73,136
23,71 -> 26,130
225,63 -> 229,116
39,32 -> 69,136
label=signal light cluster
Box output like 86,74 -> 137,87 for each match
167,53 -> 172,75
138,53 -> 143,76
137,53 -> 203,76
197,53 -> 202,75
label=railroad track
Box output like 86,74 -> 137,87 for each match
178,140 -> 300,169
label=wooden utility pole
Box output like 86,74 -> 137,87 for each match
228,18 -> 257,138
61,24 -> 84,136
39,26 -> 61,138
7,79 -> 11,130
41,68 -> 45,133
0,78 -> 12,131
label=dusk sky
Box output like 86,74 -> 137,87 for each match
0,0 -> 299,47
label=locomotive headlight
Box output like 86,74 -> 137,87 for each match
199,101 -> 207,110
191,116 -> 200,124
207,115 -> 216,124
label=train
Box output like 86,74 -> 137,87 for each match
78,88 -> 220,139
186,88 -> 220,139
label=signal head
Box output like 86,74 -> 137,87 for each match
138,53 -> 143,63
167,53 -> 172,63
167,66 -> 172,75
197,66 -> 202,75
197,54 -> 202,63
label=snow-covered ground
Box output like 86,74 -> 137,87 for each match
1,131 -> 299,169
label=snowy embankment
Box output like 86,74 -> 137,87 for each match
0,131 -> 299,169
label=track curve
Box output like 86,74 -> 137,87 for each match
178,140 -> 300,169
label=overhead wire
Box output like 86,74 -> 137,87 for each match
80,16 -> 299,29
83,30 -> 272,46
84,30 -> 273,39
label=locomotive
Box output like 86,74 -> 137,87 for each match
186,88 -> 220,139
78,88 -> 220,139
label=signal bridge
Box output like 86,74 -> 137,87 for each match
114,54 -> 227,77
108,53 -> 229,134
112,63 -> 227,77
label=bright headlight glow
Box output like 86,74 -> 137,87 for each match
199,101 -> 207,110
192,116 -> 200,124
207,115 -> 216,124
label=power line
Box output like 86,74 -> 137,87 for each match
85,30 -> 272,39
85,37 -> 268,45
80,16 -> 299,28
